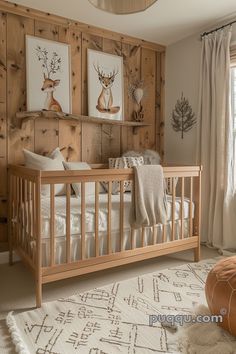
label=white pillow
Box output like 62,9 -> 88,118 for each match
50,147 -> 65,161
23,148 -> 66,196
63,161 -> 95,197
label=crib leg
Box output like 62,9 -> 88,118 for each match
9,247 -> 13,266
194,246 -> 200,262
9,231 -> 13,266
36,278 -> 42,308
8,220 -> 13,265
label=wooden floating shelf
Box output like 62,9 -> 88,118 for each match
16,110 -> 151,134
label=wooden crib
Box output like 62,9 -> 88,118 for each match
8,164 -> 201,307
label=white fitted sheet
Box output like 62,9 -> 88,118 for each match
40,193 -> 194,266
41,193 -> 194,239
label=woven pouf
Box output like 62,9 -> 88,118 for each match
205,256 -> 236,336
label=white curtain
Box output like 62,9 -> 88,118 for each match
197,27 -> 236,252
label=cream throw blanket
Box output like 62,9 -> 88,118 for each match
130,165 -> 167,228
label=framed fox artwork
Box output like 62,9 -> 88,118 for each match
87,49 -> 124,121
26,35 -> 71,113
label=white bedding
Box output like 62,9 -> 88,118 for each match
40,193 -> 194,266
41,193 -> 193,238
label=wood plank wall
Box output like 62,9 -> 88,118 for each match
0,1 -> 165,251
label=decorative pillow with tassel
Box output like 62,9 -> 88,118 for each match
103,156 -> 144,194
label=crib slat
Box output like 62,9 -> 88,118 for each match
19,178 -> 23,245
171,178 -> 176,241
23,179 -> 28,251
95,182 -> 99,257
131,181 -> 135,249
142,227 -> 145,247
81,182 -> 86,260
11,176 -> 15,249
31,183 -> 34,262
28,181 -> 33,260
16,177 -> 20,247
107,182 -> 112,254
189,177 -> 193,237
14,177 -> 18,247
153,226 -> 156,245
181,177 -> 185,239
50,184 -> 55,266
162,224 -> 167,243
131,227 -> 135,249
27,181 -> 31,243
120,181 -> 124,251
17,177 -> 21,246
66,184 -> 71,263
35,177 -> 42,307
9,175 -> 13,264
32,183 -> 36,243
21,179 -> 25,249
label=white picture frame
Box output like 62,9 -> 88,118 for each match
26,35 -> 71,113
87,49 -> 124,121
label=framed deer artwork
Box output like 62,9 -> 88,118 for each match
87,49 -> 123,121
26,35 -> 71,113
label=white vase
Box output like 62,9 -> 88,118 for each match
133,87 -> 144,105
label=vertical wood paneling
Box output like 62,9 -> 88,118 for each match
34,21 -> 59,40
7,14 -> 34,164
59,121 -> 81,161
121,43 -> 141,152
160,51 -> 165,161
58,27 -> 82,161
34,120 -> 59,156
34,21 -> 59,155
0,12 -> 7,240
156,52 -> 161,156
0,12 -> 7,199
81,32 -> 103,162
140,48 -> 156,150
0,6 -> 165,251
101,38 -> 121,162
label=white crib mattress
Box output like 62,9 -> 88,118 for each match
41,193 -> 194,239
40,193 -> 194,266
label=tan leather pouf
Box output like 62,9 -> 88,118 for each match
205,256 -> 236,336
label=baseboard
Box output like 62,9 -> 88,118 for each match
0,251 -> 20,265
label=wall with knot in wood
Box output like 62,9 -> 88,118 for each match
0,1 -> 165,251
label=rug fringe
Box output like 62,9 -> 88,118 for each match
6,312 -> 30,354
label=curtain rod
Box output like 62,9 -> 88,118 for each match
201,19 -> 236,39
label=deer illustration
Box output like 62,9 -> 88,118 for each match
36,46 -> 62,112
93,64 -> 120,114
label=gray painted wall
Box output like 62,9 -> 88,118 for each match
165,26 -> 236,164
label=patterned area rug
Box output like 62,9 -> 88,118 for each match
7,258 -> 222,354
0,320 -> 16,354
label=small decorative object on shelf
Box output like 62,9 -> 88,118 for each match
171,92 -> 196,139
129,80 -> 146,122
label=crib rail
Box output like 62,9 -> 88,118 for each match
8,164 -> 201,307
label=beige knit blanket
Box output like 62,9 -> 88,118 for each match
130,165 -> 167,228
